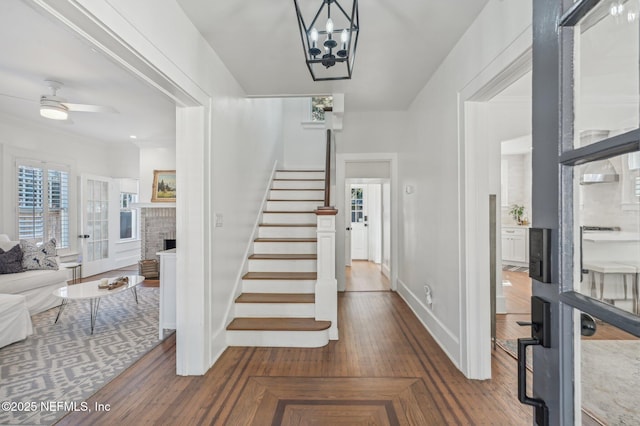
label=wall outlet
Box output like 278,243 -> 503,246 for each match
424,285 -> 433,308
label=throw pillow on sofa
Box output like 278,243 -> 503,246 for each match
20,239 -> 58,271
0,244 -> 24,274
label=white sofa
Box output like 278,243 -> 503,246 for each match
0,234 -> 69,315
0,294 -> 33,348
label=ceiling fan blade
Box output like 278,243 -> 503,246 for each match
62,103 -> 118,113
0,93 -> 37,103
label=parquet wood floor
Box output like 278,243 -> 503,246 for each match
57,266 -> 532,425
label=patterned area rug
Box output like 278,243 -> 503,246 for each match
0,287 -> 162,425
497,338 -> 640,424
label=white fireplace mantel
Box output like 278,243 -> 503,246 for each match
132,202 -> 176,208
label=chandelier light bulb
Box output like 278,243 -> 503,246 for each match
341,29 -> 349,43
310,27 -> 318,42
610,1 -> 624,16
326,18 -> 334,34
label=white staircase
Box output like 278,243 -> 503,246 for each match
226,170 -> 332,347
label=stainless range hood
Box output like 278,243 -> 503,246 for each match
579,130 -> 620,185
580,159 -> 620,184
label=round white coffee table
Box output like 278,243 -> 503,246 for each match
52,275 -> 145,334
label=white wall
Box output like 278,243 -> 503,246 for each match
367,183 -> 382,264
0,112 -> 139,259
139,146 -> 177,203
399,0 -> 532,372
339,111 -> 409,154
282,98 -> 324,169
486,101 -> 532,225
382,182 -> 391,278
54,0 -> 285,374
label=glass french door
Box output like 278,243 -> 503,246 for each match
80,175 -> 111,276
531,1 -> 640,424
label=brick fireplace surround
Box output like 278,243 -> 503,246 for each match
140,207 -> 176,261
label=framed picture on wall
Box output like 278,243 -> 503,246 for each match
151,170 -> 176,202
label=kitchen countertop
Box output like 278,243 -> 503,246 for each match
582,231 -> 640,242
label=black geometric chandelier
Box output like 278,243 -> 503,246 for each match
293,0 -> 359,81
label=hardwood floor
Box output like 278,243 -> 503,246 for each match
57,263 -> 532,425
345,260 -> 391,292
498,270 -> 532,341
497,269 -> 638,341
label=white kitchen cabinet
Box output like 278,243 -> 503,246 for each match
502,226 -> 528,265
157,248 -> 176,339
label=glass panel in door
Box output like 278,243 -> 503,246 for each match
573,1 -> 639,148
576,152 -> 640,316
556,2 -> 640,424
350,185 -> 368,260
81,176 -> 110,276
577,310 -> 640,424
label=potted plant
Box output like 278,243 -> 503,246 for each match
509,204 -> 526,225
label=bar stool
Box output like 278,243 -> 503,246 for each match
614,261 -> 640,315
583,261 -> 636,309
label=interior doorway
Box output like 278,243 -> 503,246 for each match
345,179 -> 390,292
499,132 -> 533,317
335,154 -> 398,293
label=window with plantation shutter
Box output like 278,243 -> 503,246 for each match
17,162 -> 69,249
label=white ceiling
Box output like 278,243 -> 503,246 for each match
0,0 -> 176,145
0,0 -> 493,145
176,0 -> 491,111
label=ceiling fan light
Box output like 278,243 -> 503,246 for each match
40,102 -> 69,120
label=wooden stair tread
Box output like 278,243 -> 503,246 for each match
235,293 -> 315,303
249,254 -> 316,260
254,238 -> 317,242
267,199 -> 324,202
276,170 -> 324,172
263,211 -> 316,214
259,223 -> 316,227
242,272 -> 317,280
227,317 -> 331,331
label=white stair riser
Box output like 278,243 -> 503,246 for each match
234,303 -> 315,318
242,279 -> 315,293
275,171 -> 325,180
266,201 -> 322,211
272,180 -> 324,190
227,329 -> 329,347
262,212 -> 317,224
248,259 -> 316,272
258,227 -> 316,238
254,241 -> 317,254
269,190 -> 324,200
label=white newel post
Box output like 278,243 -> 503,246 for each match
315,209 -> 339,340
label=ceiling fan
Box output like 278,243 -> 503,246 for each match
38,80 -> 117,121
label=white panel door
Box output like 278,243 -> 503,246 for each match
350,185 -> 368,260
345,184 -> 352,267
80,175 -> 111,277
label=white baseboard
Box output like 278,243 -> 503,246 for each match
209,326 -> 227,370
397,279 -> 460,369
381,264 -> 390,279
496,295 -> 506,314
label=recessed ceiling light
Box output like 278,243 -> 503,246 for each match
129,135 -> 137,139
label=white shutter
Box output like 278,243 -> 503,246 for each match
17,165 -> 45,242
16,162 -> 69,249
47,168 -> 69,248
